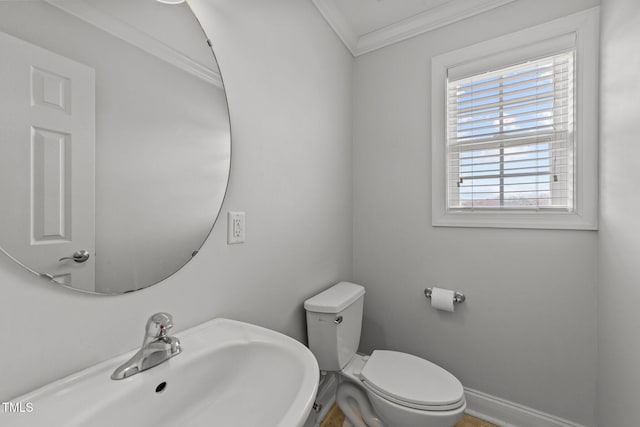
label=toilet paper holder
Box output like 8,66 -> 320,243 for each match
424,288 -> 466,304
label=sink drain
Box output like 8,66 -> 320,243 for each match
155,382 -> 167,393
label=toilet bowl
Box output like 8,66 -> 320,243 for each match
338,352 -> 465,427
304,282 -> 466,427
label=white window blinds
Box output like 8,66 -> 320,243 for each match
446,51 -> 575,211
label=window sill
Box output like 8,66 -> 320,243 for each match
432,209 -> 597,230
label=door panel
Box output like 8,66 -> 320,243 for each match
0,32 -> 95,291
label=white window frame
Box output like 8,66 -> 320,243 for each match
431,7 -> 599,230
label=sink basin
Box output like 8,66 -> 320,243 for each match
2,318 -> 319,427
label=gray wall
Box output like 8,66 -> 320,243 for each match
352,1 -> 599,425
598,0 -> 640,425
0,0 -> 352,401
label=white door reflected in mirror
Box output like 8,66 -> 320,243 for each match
0,32 -> 96,292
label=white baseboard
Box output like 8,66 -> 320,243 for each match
464,388 -> 588,427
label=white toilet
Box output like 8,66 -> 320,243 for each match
304,282 -> 466,427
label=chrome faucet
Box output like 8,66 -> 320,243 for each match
111,312 -> 182,380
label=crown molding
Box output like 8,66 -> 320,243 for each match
313,0 -> 516,57
44,0 -> 222,88
311,0 -> 359,56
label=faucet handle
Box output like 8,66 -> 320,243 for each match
145,312 -> 174,339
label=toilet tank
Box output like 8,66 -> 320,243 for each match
304,282 -> 365,371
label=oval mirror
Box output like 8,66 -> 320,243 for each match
0,0 -> 231,294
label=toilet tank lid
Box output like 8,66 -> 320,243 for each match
304,282 -> 365,313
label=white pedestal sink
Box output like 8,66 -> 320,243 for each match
2,318 -> 319,427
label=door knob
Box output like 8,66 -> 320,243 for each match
59,250 -> 90,263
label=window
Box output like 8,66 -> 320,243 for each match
448,51 -> 574,210
431,8 -> 598,229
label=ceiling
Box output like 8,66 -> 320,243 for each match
312,0 -> 517,56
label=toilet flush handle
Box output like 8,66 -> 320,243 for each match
334,316 -> 343,325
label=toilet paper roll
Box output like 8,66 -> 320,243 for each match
430,287 -> 455,312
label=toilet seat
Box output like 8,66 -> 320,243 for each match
359,350 -> 465,411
